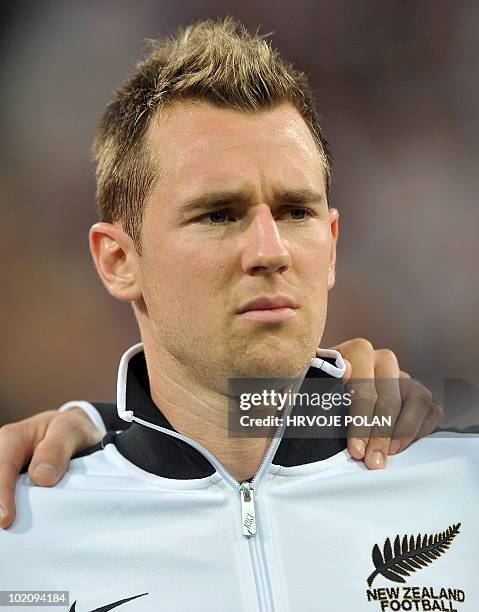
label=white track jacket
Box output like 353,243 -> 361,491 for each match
1,344 -> 478,612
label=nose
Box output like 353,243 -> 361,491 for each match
241,206 -> 292,276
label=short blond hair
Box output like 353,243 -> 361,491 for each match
92,17 -> 332,251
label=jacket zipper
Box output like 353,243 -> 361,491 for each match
131,413 -> 284,610
115,343 -> 345,611
125,360 -> 314,611
239,482 -> 256,536
128,366 -> 306,612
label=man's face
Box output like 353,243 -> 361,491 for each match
137,101 -> 337,389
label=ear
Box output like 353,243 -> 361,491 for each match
327,207 -> 339,290
89,222 -> 142,302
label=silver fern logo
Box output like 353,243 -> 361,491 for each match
367,523 -> 461,587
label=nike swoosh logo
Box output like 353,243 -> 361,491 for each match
69,593 -> 148,612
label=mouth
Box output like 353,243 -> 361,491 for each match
235,295 -> 299,323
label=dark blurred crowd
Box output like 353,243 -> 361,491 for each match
1,0 -> 478,424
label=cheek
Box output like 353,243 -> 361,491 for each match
141,240 -> 230,319
294,230 -> 331,290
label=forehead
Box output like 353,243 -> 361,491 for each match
146,101 -> 326,199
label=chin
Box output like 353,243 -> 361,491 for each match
247,362 -> 305,380
231,341 -> 313,380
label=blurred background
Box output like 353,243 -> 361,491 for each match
1,0 -> 478,425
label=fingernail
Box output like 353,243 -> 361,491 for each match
389,440 -> 401,455
32,464 -> 58,480
351,439 -> 365,457
0,505 -> 5,521
371,451 -> 385,468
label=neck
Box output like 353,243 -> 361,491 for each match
143,341 -> 294,482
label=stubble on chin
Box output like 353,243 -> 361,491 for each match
222,324 -> 318,380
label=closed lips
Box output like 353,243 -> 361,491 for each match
236,296 -> 298,314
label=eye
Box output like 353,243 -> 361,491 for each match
195,209 -> 236,224
285,207 -> 314,221
209,210 -> 228,223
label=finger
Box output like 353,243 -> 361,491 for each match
333,339 -> 376,460
0,463 -> 21,529
413,403 -> 444,441
342,358 -> 352,385
388,377 -> 435,454
364,349 -> 401,470
28,411 -> 101,486
364,437 -> 394,470
0,425 -> 34,528
347,386 -> 377,461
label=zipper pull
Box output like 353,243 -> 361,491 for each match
239,482 -> 257,537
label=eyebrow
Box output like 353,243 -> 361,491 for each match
179,188 -> 326,214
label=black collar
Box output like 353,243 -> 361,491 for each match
108,352 -> 347,480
